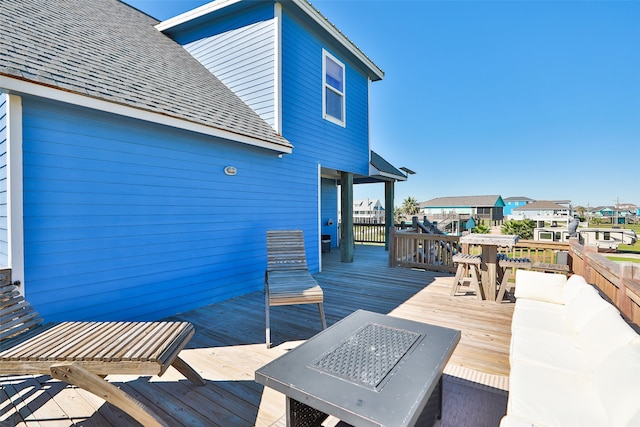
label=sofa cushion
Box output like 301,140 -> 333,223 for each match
593,338 -> 640,426
511,298 -> 571,335
514,270 -> 567,303
507,361 -> 607,427
499,414 -> 535,427
510,327 -> 587,373
563,274 -> 595,302
565,286 -> 615,332
578,306 -> 639,368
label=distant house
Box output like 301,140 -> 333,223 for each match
511,200 -> 571,225
353,199 -> 384,224
419,195 -> 505,230
0,0 -> 408,322
503,196 -> 534,217
590,204 -> 638,224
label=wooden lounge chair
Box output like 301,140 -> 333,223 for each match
265,230 -> 327,348
0,269 -> 205,427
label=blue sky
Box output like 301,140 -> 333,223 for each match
125,0 -> 639,209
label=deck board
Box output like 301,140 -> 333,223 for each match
1,245 -> 513,426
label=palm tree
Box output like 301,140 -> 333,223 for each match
501,219 -> 536,239
401,196 -> 421,217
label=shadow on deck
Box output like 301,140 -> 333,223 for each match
1,245 -> 513,427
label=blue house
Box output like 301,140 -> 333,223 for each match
503,196 -> 534,217
0,0 -> 405,322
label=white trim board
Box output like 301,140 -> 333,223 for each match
6,94 -> 24,293
0,75 -> 292,155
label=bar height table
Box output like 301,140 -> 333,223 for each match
255,310 -> 461,427
459,234 -> 518,301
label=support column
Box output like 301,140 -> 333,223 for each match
340,172 -> 354,263
6,94 -> 24,293
384,181 -> 394,251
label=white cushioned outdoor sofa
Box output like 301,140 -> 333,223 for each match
501,270 -> 640,427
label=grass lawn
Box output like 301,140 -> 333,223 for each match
606,256 -> 640,263
588,223 -> 640,254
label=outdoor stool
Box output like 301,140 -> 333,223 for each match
451,254 -> 484,299
531,261 -> 570,275
497,256 -> 532,301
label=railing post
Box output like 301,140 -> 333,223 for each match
582,244 -> 598,282
619,263 -> 634,321
388,227 -> 396,267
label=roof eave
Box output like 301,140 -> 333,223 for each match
1,75 -> 293,154
156,0 -> 385,82
155,0 -> 242,32
290,0 -> 384,81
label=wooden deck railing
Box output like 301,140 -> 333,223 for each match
569,240 -> 640,326
388,229 -> 570,273
389,230 -> 640,327
388,228 -> 459,273
495,240 -> 570,264
353,223 -> 387,244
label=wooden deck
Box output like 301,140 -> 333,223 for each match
1,245 -> 513,426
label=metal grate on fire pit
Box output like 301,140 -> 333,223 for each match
310,322 -> 422,391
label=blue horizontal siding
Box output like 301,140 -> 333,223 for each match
281,11 -> 370,176
0,93 -> 7,267
321,178 -> 338,246
178,4 -> 277,127
21,97 -> 320,322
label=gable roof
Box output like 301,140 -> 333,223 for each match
157,0 -> 384,82
503,196 -> 535,202
420,195 -> 504,208
513,200 -> 568,211
0,0 -> 292,153
354,199 -> 383,209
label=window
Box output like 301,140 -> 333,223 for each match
323,50 -> 345,126
539,232 -> 553,241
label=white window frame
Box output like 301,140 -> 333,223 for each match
322,49 -> 346,127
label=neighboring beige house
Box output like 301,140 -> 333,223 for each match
353,199 -> 384,224
511,200 -> 572,225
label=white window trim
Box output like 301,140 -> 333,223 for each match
322,49 -> 346,127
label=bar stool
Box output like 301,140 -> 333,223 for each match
451,254 -> 484,299
497,255 -> 532,301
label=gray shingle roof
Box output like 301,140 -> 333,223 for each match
0,0 -> 291,151
370,151 -> 406,180
420,195 -> 503,208
503,196 -> 534,202
513,200 -> 568,211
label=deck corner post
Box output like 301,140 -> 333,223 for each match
388,227 -> 396,267
340,172 -> 354,263
384,180 -> 394,251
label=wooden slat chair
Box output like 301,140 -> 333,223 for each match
451,254 -> 484,299
0,269 -> 205,427
265,230 -> 327,348
497,255 -> 532,301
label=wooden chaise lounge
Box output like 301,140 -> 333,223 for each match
265,230 -> 326,348
0,269 -> 205,427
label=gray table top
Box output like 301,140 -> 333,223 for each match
459,234 -> 519,248
255,310 -> 461,427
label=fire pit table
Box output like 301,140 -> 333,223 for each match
255,310 -> 460,427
